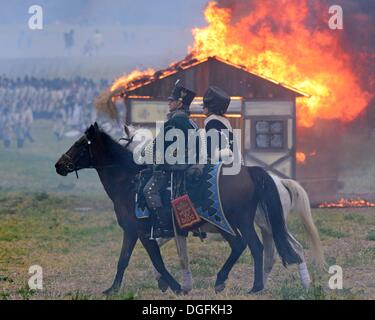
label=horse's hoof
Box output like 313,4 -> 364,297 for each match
214,283 -> 226,293
157,278 -> 169,293
181,289 -> 192,295
248,286 -> 264,294
181,286 -> 192,295
181,285 -> 192,294
102,287 -> 118,296
173,288 -> 182,295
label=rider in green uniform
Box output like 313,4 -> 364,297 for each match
143,80 -> 197,238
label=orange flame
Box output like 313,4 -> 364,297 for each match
190,1 -> 372,127
319,198 -> 375,208
296,151 -> 306,164
111,68 -> 155,92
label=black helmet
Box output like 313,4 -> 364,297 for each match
168,79 -> 196,108
203,86 -> 230,115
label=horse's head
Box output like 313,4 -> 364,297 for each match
55,122 -> 101,176
55,122 -> 142,177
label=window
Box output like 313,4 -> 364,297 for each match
254,120 -> 285,150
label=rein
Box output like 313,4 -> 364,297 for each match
119,135 -> 135,148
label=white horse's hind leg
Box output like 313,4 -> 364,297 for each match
298,262 -> 311,289
275,176 -> 314,288
287,232 -> 311,288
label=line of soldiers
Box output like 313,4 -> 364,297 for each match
0,105 -> 34,148
0,76 -> 108,142
142,81 -> 234,238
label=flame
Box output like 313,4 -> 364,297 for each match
190,1 -> 372,127
296,151 -> 306,164
111,68 -> 155,92
109,1 -> 373,128
319,198 -> 375,208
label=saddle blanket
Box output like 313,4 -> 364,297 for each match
135,162 -> 236,236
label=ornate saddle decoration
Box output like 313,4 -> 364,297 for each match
171,194 -> 201,229
190,162 -> 236,236
135,163 -> 236,236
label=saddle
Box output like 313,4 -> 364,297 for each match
135,163 -> 235,236
135,165 -> 202,231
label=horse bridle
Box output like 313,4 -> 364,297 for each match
61,133 -> 135,179
119,134 -> 135,148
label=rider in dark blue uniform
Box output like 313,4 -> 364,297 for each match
202,86 -> 234,163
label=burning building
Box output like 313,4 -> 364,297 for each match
99,0 -> 374,205
115,56 -> 306,180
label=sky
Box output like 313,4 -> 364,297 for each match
0,0 -> 208,27
0,0 -> 209,60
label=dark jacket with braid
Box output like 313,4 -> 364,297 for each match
204,114 -> 234,161
153,110 -> 198,170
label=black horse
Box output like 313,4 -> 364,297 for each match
55,123 -> 302,294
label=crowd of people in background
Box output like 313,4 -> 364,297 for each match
0,75 -> 111,148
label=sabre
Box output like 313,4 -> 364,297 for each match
171,171 -> 182,257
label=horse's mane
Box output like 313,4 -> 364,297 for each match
94,128 -> 144,173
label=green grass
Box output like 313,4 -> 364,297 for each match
344,213 -> 366,224
343,247 -> 375,267
68,290 -> 95,301
0,291 -> 11,300
275,279 -> 326,300
16,285 -> 36,300
366,230 -> 375,241
273,273 -> 360,300
1,191 -> 374,300
314,219 -> 349,239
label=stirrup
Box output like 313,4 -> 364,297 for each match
151,227 -> 174,239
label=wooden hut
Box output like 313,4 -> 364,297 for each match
122,56 -> 307,179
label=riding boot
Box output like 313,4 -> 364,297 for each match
154,207 -> 174,238
140,218 -> 153,239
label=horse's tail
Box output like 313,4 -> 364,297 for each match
281,179 -> 326,269
248,167 -> 302,266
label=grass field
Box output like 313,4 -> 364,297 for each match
0,192 -> 375,300
0,120 -> 374,300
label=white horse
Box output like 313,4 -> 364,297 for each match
121,125 -> 325,293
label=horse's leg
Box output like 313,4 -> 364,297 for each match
260,228 -> 276,287
103,228 -> 138,295
286,232 -> 311,288
237,218 -> 264,293
139,236 -> 181,294
174,235 -> 192,293
214,233 -> 246,293
152,237 -> 172,292
151,236 -> 192,293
